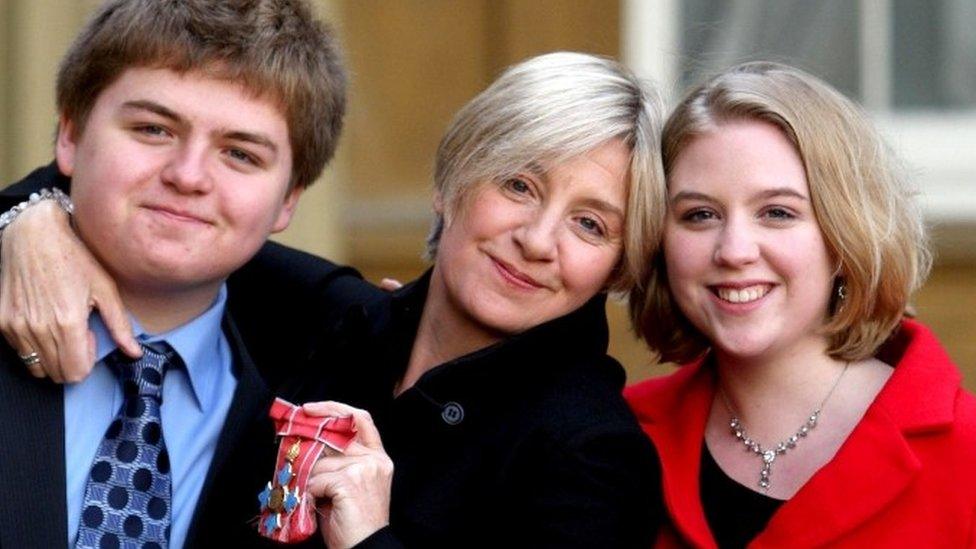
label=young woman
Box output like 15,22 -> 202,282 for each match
625,61 -> 976,547
0,52 -> 666,547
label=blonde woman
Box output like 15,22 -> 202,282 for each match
625,62 -> 976,547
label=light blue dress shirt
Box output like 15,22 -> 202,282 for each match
65,285 -> 238,548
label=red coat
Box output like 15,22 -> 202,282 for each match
625,319 -> 976,548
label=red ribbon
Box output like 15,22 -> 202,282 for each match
257,398 -> 357,543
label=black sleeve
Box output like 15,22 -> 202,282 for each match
352,526 -> 406,549
0,162 -> 68,206
226,241 -> 383,389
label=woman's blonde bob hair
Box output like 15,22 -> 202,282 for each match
632,61 -> 931,363
426,52 -> 666,294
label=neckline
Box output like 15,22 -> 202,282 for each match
701,441 -> 788,503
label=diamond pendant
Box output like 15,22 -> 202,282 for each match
729,412 -> 821,491
720,362 -> 849,491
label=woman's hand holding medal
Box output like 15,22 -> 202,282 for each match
304,401 -> 394,549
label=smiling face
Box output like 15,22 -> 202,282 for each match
57,67 -> 301,309
663,119 -> 835,362
428,139 -> 630,341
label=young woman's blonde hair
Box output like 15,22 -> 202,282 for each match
427,52 -> 666,294
632,61 -> 931,363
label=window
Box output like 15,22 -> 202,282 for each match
623,0 -> 976,224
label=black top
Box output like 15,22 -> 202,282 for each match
700,445 -> 785,548
277,270 -> 664,548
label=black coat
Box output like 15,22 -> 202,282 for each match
251,269 -> 664,548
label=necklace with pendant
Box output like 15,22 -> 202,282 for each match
720,362 -> 849,491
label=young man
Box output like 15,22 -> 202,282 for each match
0,1 -> 363,547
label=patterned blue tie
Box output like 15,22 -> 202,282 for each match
75,344 -> 175,549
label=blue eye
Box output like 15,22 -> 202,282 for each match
763,207 -> 796,220
683,209 -> 716,222
578,216 -> 606,237
134,124 -> 169,137
501,177 -> 536,200
507,178 -> 530,193
228,148 -> 257,165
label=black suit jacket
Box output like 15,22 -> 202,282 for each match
0,164 -> 370,548
0,315 -> 276,548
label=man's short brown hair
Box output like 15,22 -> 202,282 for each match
57,0 -> 346,189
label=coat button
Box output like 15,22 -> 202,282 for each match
441,402 -> 464,425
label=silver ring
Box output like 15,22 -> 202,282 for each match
19,352 -> 40,367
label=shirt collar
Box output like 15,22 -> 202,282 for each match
90,284 -> 229,411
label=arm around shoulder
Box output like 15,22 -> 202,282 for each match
226,241 -> 378,379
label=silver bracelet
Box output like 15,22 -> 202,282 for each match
0,188 -> 74,232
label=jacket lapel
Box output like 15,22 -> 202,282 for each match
633,362 -> 719,549
757,321 -> 956,547
0,346 -> 69,547
182,315 -> 275,547
756,404 -> 921,547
